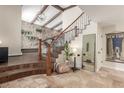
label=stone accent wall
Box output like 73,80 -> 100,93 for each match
21,21 -> 59,49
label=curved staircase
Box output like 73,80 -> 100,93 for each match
39,12 -> 91,75
51,12 -> 91,68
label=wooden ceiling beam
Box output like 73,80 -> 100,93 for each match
43,11 -> 62,27
31,5 -> 48,24
52,5 -> 64,11
51,21 -> 62,30
64,5 -> 77,10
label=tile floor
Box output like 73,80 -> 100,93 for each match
0,67 -> 124,88
83,62 -> 95,72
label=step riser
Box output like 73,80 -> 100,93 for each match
0,63 -> 46,84
0,69 -> 46,84
0,63 -> 45,73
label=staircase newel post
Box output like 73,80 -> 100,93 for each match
75,26 -> 78,37
46,44 -> 52,76
38,39 -> 42,62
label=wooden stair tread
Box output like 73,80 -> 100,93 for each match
0,62 -> 46,73
0,67 -> 45,78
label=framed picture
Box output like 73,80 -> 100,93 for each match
106,32 -> 124,63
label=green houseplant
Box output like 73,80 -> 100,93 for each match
64,41 -> 73,61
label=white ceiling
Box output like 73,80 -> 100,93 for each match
34,5 -> 60,26
79,5 -> 124,27
22,5 -> 66,30
47,14 -> 62,28
60,5 -> 70,8
54,24 -> 62,30
22,5 -> 43,23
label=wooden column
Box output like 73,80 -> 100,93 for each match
46,44 -> 52,76
38,39 -> 42,62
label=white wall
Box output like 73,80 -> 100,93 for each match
0,6 -> 22,56
83,21 -> 97,35
62,6 -> 83,30
98,24 -> 124,71
96,24 -> 120,72
116,24 -> 124,31
96,24 -> 105,71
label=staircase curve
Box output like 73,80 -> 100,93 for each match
38,11 -> 91,76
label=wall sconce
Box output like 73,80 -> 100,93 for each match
0,40 -> 2,45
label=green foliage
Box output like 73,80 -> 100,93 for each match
64,41 -> 73,60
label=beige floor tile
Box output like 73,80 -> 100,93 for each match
1,67 -> 124,88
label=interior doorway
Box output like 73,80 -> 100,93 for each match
82,34 -> 96,72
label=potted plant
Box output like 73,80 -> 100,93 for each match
64,41 -> 73,63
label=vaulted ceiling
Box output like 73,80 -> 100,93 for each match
22,5 -> 76,31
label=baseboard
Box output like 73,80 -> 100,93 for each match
21,48 -> 38,53
102,61 -> 124,72
9,52 -> 22,57
102,65 -> 124,72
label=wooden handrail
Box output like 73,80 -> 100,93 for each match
41,36 -> 57,43
51,12 -> 84,45
46,44 -> 52,76
41,28 -> 74,44
40,12 -> 84,45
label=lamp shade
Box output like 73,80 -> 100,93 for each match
73,48 -> 77,53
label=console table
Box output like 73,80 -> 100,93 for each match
0,47 -> 8,63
